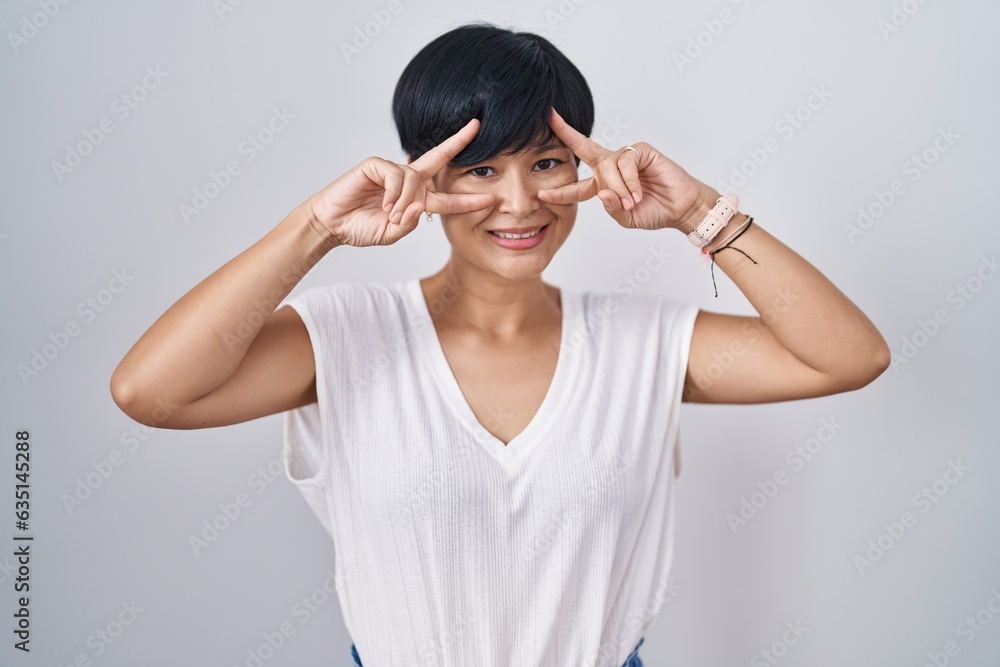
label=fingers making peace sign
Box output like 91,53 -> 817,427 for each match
538,108 -> 709,233
306,108 -> 715,247
307,118 -> 495,247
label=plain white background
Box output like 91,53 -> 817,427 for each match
2,0 -> 999,664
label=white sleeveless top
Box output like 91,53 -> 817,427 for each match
279,279 -> 698,666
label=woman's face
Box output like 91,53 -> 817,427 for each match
422,139 -> 579,282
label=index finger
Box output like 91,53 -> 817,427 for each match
410,118 -> 482,177
547,107 -> 605,165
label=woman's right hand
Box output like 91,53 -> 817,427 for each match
306,118 -> 495,247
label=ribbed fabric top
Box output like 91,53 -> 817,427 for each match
279,278 -> 699,666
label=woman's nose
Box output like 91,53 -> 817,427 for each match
495,176 -> 540,219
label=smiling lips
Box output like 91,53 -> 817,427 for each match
488,223 -> 548,237
487,223 -> 550,249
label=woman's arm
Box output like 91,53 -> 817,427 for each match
538,107 -> 890,404
678,187 -> 891,404
111,118 -> 493,429
110,204 -> 338,428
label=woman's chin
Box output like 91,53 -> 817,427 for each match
484,255 -> 552,282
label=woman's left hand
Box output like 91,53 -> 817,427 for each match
538,107 -> 714,234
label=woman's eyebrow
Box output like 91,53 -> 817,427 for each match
498,143 -> 569,157
443,143 -> 571,170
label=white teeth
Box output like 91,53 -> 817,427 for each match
493,228 -> 542,239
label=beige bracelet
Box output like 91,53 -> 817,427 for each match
702,214 -> 751,255
687,194 -> 740,248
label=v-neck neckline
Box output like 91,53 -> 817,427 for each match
403,277 -> 577,465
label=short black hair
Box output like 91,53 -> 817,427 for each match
392,22 -> 594,169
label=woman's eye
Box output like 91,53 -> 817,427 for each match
466,159 -> 562,178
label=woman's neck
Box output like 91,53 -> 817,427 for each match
419,263 -> 560,340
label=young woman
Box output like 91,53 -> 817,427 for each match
110,22 -> 889,667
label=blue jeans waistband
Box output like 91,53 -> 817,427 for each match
350,636 -> 645,666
